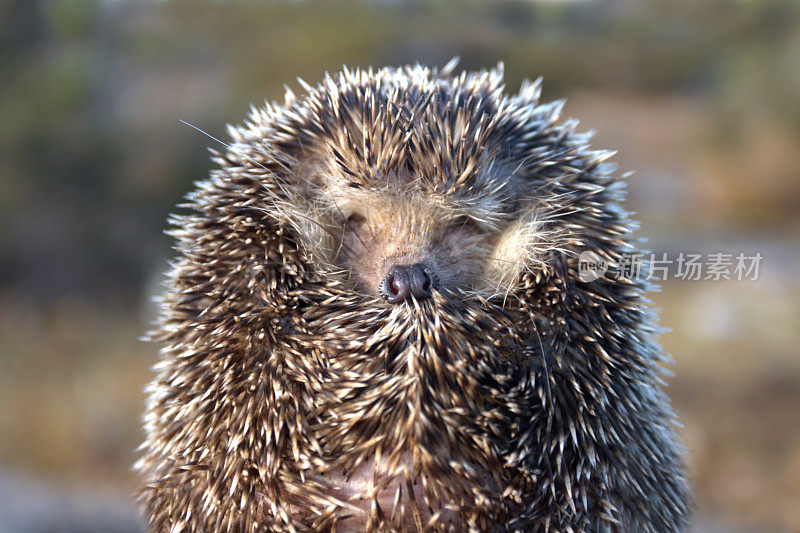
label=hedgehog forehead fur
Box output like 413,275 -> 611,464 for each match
136,61 -> 690,532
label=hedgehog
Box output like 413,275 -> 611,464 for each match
135,60 -> 690,532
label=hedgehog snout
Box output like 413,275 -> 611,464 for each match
379,263 -> 436,303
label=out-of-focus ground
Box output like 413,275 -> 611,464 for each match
1,1 -> 798,531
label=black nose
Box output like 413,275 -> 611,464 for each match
379,263 -> 435,303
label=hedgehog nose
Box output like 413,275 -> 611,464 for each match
379,263 -> 434,303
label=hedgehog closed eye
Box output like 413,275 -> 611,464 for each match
345,213 -> 366,226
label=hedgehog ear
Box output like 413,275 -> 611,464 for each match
482,205 -> 556,295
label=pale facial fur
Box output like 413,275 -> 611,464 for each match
334,195 -> 488,296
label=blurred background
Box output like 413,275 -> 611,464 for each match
1,0 -> 798,531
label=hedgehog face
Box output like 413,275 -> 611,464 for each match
281,161 -> 559,303
324,182 -> 498,301
334,195 -> 484,302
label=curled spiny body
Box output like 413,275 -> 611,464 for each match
136,60 -> 690,532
